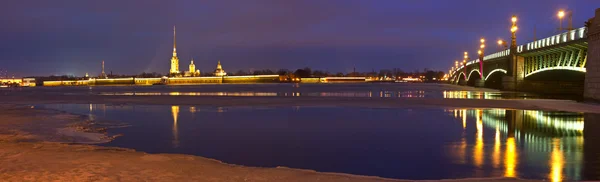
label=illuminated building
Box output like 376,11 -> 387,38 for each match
214,60 -> 226,76
185,58 -> 200,77
100,60 -> 107,78
170,26 -> 180,75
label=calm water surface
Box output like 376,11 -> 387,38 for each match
41,104 -> 599,181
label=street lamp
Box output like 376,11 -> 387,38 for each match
557,10 -> 573,33
478,50 -> 482,55
510,15 -> 518,49
558,10 -> 565,32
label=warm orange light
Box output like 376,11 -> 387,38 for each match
511,26 -> 518,33
558,10 -> 565,19
464,55 -> 468,59
480,44 -> 485,49
498,40 -> 503,45
478,50 -> 482,55
511,16 -> 517,23
480,38 -> 485,43
464,52 -> 468,55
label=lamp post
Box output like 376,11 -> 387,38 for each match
479,38 -> 485,79
558,10 -> 565,32
463,52 -> 469,80
510,16 -> 518,49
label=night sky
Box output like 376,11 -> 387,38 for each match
1,0 -> 597,77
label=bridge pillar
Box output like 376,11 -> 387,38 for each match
473,78 -> 484,87
502,56 -> 525,90
458,80 -> 467,86
585,8 -> 600,101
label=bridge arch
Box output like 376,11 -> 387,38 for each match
455,72 -> 467,84
484,69 -> 507,89
525,67 -> 586,78
484,69 -> 507,81
467,69 -> 482,81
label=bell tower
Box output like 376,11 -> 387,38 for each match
170,26 -> 180,74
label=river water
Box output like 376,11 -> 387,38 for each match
36,83 -> 600,181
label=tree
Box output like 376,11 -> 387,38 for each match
277,69 -> 290,76
294,69 -> 311,78
235,70 -> 248,76
312,70 -> 327,77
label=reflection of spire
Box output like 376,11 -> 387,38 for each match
171,106 -> 180,147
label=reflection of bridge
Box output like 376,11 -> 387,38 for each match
450,9 -> 600,100
450,108 -> 591,181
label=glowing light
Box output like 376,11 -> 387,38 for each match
498,40 -> 504,45
511,16 -> 517,23
478,50 -> 482,55
480,38 -> 485,43
480,44 -> 485,49
558,10 -> 565,19
511,26 -> 518,33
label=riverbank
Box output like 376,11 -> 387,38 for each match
0,104 -> 540,182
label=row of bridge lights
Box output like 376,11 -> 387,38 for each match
449,9 -> 571,77
449,15 -> 517,76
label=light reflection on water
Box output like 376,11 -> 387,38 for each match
42,104 -> 596,181
94,90 -> 524,99
448,109 -> 585,181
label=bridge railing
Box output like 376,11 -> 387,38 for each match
523,27 -> 586,53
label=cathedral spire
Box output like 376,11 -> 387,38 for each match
173,26 -> 177,57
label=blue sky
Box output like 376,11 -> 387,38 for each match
0,0 -> 597,76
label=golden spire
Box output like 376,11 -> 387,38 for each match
217,60 -> 222,69
173,26 -> 177,57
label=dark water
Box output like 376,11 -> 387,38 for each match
41,104 -> 600,181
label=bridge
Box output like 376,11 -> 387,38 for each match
450,8 -> 600,101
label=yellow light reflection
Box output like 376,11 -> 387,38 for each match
462,109 -> 467,129
504,137 -> 517,177
549,138 -> 564,182
493,126 -> 500,168
171,106 -> 180,147
473,109 -> 484,167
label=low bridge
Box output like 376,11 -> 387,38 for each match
450,8 -> 600,101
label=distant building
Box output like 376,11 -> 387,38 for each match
214,60 -> 226,76
169,26 -> 180,75
100,60 -> 107,79
184,59 -> 200,77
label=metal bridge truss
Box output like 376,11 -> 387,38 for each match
522,43 -> 588,78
